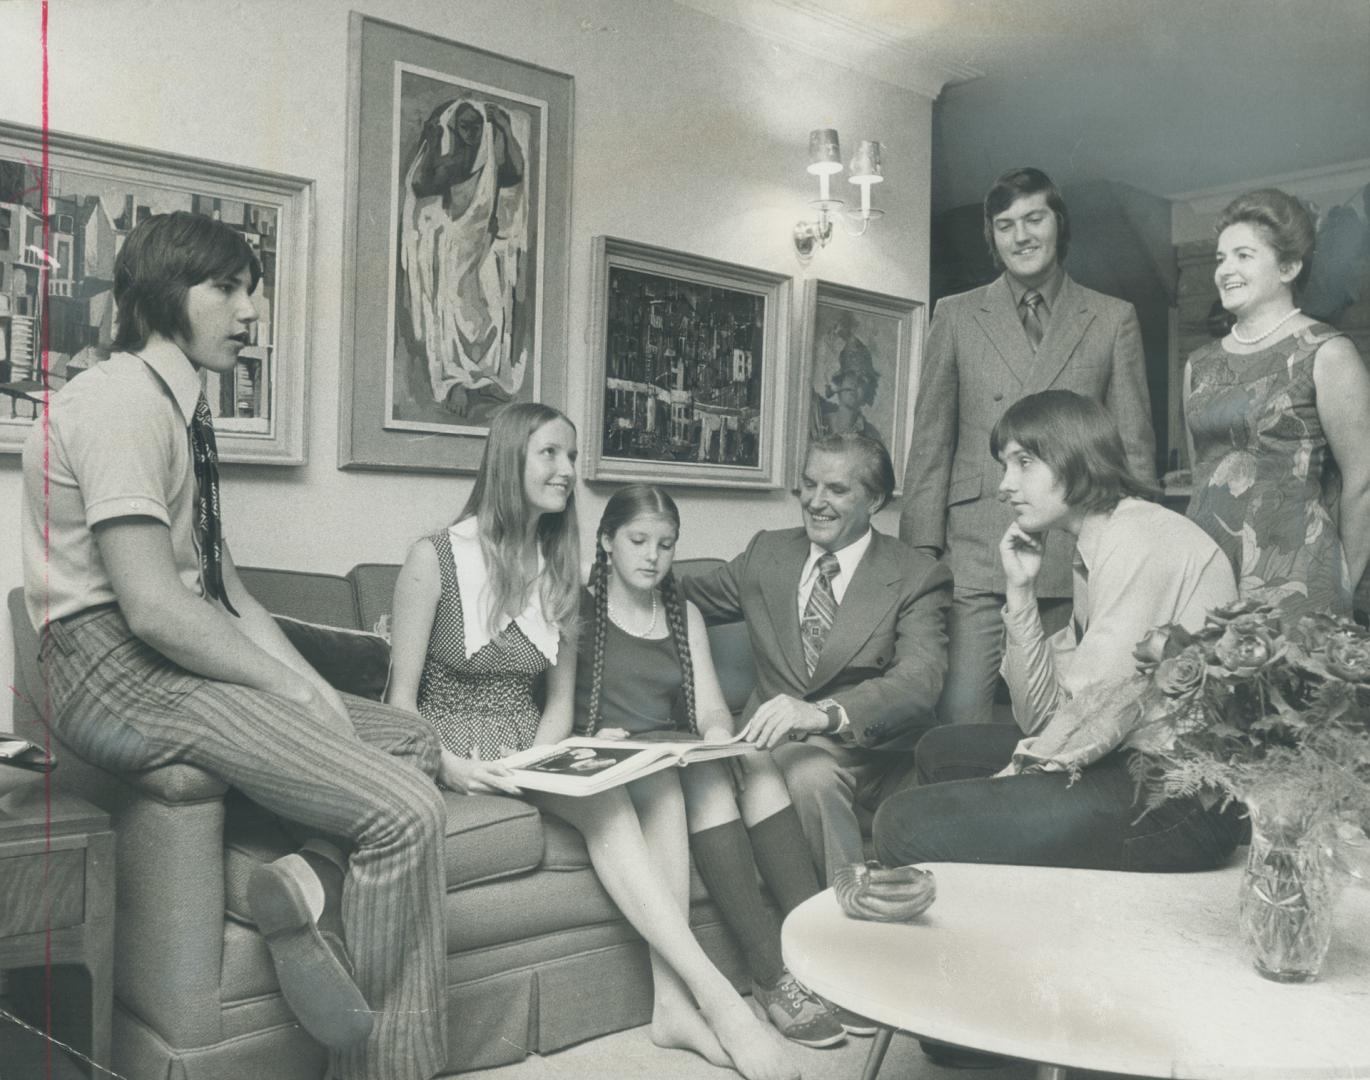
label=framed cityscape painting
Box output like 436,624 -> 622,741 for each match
339,14 -> 573,472
584,237 -> 794,489
0,121 -> 313,463
793,279 -> 924,493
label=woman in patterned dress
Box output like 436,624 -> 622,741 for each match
387,403 -> 795,1080
1184,188 -> 1370,616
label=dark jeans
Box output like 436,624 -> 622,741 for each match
872,724 -> 1240,872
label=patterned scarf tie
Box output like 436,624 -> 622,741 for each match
1020,289 -> 1046,351
800,553 -> 841,677
190,393 -> 239,616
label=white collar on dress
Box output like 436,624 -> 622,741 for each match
447,517 -> 560,665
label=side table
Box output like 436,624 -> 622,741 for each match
0,786 -> 114,1078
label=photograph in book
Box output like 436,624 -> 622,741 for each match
501,734 -> 754,796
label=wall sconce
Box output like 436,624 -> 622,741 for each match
793,130 -> 884,258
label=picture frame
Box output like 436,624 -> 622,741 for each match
585,236 -> 794,489
792,279 -> 924,493
339,14 -> 573,473
0,120 -> 313,464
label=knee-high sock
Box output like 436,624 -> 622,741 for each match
689,820 -> 785,987
746,806 -> 822,917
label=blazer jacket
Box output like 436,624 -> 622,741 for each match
680,527 -> 952,751
898,272 -> 1156,597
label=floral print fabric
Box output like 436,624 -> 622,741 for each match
1185,323 -> 1352,618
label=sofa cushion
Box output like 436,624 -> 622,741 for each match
274,616 -> 391,701
224,790 -> 548,923
238,567 -> 361,628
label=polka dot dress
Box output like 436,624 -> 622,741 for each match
417,531 -> 549,760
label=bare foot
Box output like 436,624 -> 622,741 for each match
703,1000 -> 800,1080
650,1002 -> 730,1068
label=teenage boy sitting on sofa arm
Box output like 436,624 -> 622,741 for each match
20,211 -> 448,1080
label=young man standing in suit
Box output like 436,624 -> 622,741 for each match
682,434 -> 952,890
900,167 -> 1156,730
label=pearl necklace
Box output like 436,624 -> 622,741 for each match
1231,307 -> 1301,346
608,589 -> 658,637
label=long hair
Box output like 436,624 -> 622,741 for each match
989,390 -> 1158,512
112,211 -> 262,352
581,484 -> 697,737
982,166 -> 1071,267
456,402 -> 580,635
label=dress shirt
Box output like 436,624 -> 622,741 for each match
1001,498 -> 1236,760
1005,265 -> 1064,323
797,528 -> 873,617
796,528 -> 873,735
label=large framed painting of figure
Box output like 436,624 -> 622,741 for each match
0,121 -> 313,464
584,237 -> 795,489
792,280 -> 924,493
340,14 -> 573,472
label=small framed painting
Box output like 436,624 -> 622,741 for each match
584,236 -> 794,489
793,279 -> 924,492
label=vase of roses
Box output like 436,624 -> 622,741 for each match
1126,600 -> 1370,983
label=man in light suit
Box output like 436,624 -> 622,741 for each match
900,166 -> 1156,729
682,434 -> 952,885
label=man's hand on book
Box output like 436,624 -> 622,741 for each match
438,751 -> 522,796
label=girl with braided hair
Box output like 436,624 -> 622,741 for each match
575,485 -> 846,1049
387,406 -> 795,1080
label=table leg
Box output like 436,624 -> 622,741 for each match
1034,1065 -> 1068,1080
860,1026 -> 894,1080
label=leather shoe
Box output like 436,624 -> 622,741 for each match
249,854 -> 373,1050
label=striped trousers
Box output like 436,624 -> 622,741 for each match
40,606 -> 447,1080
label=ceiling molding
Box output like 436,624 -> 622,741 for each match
1170,158 -> 1370,217
672,0 -> 981,100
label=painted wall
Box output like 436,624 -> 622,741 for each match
0,0 -> 933,706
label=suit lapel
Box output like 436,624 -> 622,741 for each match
972,276 -> 1035,386
1026,273 -> 1097,393
760,533 -> 810,685
808,533 -> 899,692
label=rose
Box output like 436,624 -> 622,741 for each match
1323,631 -> 1370,685
1152,645 -> 1207,698
1212,615 -> 1278,676
1205,597 -> 1278,630
1133,626 -> 1174,670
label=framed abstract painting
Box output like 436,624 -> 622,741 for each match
0,120 -> 313,464
584,236 -> 795,490
339,14 -> 573,472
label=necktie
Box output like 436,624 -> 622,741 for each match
1072,557 -> 1088,645
801,553 -> 840,677
190,393 -> 239,616
1020,289 -> 1046,351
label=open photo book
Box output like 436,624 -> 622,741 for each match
500,731 -> 755,796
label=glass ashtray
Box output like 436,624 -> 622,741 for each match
833,861 -> 936,922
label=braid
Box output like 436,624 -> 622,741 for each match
660,572 -> 697,734
584,553 -> 610,736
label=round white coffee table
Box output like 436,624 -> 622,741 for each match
782,861 -> 1370,1080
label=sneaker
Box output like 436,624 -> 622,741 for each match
750,971 -> 847,1048
829,1002 -> 879,1037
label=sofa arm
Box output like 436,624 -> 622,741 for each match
128,762 -> 229,803
105,768 -> 235,1047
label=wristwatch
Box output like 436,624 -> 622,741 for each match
815,698 -> 844,735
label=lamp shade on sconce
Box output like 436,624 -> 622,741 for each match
849,140 -> 883,184
807,129 -> 843,175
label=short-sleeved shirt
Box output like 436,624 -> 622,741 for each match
21,341 -> 209,631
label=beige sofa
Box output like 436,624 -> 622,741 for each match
6,557 -> 758,1079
